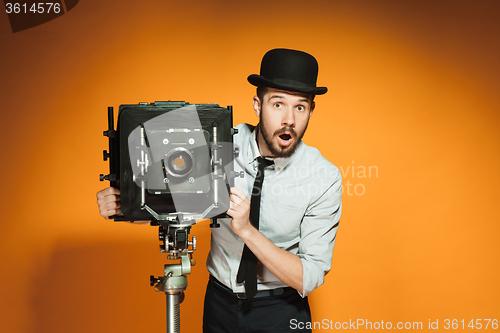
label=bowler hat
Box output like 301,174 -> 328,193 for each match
248,48 -> 327,95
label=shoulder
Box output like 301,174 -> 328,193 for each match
235,123 -> 255,135
294,142 -> 342,182
234,123 -> 255,145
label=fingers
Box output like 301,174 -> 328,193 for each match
227,198 -> 236,213
227,198 -> 238,218
230,187 -> 245,198
96,187 -> 120,199
99,201 -> 122,219
227,202 -> 240,220
102,207 -> 123,220
230,187 -> 248,205
97,187 -> 122,219
97,192 -> 121,209
227,187 -> 250,220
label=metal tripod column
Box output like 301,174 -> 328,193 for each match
163,262 -> 189,333
166,293 -> 181,332
152,253 -> 191,333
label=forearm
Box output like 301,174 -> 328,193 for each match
239,225 -> 303,293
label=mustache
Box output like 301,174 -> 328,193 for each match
273,127 -> 297,137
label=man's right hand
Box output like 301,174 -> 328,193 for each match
96,187 -> 123,219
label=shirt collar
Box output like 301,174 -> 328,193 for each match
247,125 -> 298,174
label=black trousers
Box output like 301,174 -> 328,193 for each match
203,276 -> 312,333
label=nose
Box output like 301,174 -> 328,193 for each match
281,108 -> 295,128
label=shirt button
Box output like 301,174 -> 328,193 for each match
238,252 -> 242,256
234,276 -> 237,281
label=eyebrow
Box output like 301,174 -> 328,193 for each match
268,94 -> 311,104
268,94 -> 285,101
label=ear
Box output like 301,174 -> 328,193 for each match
309,101 -> 315,118
253,96 -> 261,117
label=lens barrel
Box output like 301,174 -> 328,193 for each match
165,148 -> 194,178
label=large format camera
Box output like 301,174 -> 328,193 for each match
101,101 -> 240,223
100,101 -> 241,332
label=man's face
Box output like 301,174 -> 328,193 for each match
253,87 -> 315,158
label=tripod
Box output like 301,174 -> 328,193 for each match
149,217 -> 197,333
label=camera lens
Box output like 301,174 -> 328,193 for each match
165,148 -> 194,178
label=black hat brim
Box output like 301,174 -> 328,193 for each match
248,74 -> 327,95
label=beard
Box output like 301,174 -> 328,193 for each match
258,117 -> 309,158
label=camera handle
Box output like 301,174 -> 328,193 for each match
101,106 -> 117,187
150,218 -> 197,333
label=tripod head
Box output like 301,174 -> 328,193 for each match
148,216 -> 198,333
150,215 -> 197,292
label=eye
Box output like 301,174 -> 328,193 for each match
273,102 -> 283,109
296,105 -> 306,112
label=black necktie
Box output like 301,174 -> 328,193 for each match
237,156 -> 274,299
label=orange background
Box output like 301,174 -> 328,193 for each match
1,1 -> 499,332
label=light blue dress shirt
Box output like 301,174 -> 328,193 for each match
206,123 -> 342,297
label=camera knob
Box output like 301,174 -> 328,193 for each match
103,129 -> 115,138
210,218 -> 221,228
229,171 -> 244,179
99,174 -> 117,182
233,147 -> 240,158
103,150 -> 110,161
150,275 -> 159,286
190,236 -> 197,251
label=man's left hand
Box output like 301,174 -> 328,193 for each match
227,187 -> 253,237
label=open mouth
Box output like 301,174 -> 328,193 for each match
279,133 -> 292,141
277,132 -> 293,147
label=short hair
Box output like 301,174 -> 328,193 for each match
256,86 -> 315,104
256,86 -> 269,104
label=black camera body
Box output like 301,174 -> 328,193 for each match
101,101 -> 238,222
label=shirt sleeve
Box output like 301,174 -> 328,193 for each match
297,168 -> 342,297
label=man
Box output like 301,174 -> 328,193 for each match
97,48 -> 342,332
